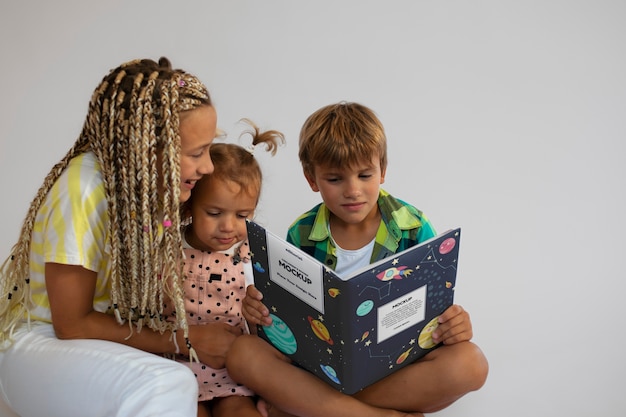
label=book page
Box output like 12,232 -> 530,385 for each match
377,285 -> 427,343
266,231 -> 326,313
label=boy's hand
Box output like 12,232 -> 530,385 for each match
431,304 -> 473,345
242,285 -> 272,327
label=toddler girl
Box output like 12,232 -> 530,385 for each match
166,120 -> 284,417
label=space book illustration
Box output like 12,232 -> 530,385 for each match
246,220 -> 461,394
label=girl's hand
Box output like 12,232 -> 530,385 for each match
187,322 -> 243,369
242,285 -> 272,327
431,304 -> 473,345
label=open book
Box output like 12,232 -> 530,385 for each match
246,220 -> 461,394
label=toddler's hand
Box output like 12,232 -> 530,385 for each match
242,285 -> 272,327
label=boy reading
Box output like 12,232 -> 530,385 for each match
228,102 -> 488,417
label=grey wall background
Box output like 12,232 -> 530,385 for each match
1,1 -> 625,416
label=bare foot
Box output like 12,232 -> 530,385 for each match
388,411 -> 424,417
256,397 -> 424,417
255,398 -> 269,417
256,398 -> 297,417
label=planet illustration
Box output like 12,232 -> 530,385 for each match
263,314 -> 297,354
253,262 -> 265,273
328,288 -> 340,298
418,316 -> 440,349
376,266 -> 413,281
356,300 -> 374,317
320,364 -> 341,385
308,316 -> 333,345
396,347 -> 414,364
438,238 -> 456,255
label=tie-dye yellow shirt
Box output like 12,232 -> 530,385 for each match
28,152 -> 111,322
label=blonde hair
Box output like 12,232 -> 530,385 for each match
298,102 -> 388,178
0,57 -> 211,349
183,119 -> 284,217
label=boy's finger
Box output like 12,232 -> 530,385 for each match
438,304 -> 465,323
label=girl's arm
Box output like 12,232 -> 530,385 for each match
46,262 -> 241,368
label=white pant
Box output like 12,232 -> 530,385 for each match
0,323 -> 198,417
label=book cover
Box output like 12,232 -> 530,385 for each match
246,220 -> 461,394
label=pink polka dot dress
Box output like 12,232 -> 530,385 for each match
170,241 -> 255,401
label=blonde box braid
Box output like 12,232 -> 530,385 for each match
0,58 -> 211,358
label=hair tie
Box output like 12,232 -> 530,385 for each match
246,144 -> 255,155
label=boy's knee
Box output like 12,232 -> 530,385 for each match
460,342 -> 489,391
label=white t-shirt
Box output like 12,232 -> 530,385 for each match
333,237 -> 376,279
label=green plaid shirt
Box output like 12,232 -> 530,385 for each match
286,189 -> 436,270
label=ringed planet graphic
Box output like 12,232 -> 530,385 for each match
356,299 -> 374,316
320,364 -> 341,385
438,237 -> 456,255
308,316 -> 333,345
263,314 -> 297,354
418,316 -> 440,349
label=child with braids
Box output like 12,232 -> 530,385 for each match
0,57 -> 232,417
167,121 -> 284,417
